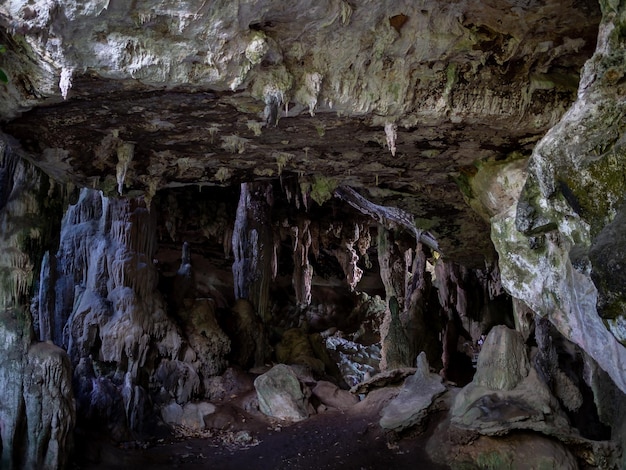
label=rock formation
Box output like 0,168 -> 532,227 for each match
1,0 -> 626,468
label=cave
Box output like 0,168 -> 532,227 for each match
1,0 -> 626,468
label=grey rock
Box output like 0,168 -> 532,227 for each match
473,326 -> 529,391
161,402 -> 184,426
254,364 -> 311,421
161,401 -> 216,431
24,342 -> 75,470
312,380 -> 358,410
379,352 -> 446,432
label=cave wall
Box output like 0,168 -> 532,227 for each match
1,0 -> 626,467
487,0 -> 626,462
491,0 -> 626,395
0,142 -> 74,470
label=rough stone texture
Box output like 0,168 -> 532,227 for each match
451,433 -> 579,470
24,342 -> 75,470
473,326 -> 529,391
0,0 -> 601,263
1,0 -> 626,466
379,352 -> 446,432
350,367 -> 416,395
161,401 -> 216,431
379,296 -> 412,370
254,364 -> 311,422
49,188 -> 231,433
325,335 -> 381,387
0,145 -> 74,469
451,333 -> 617,468
311,380 -> 359,410
275,328 -> 326,375
490,1 -> 626,395
311,380 -> 358,411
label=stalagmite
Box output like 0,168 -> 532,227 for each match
379,296 -> 412,370
0,145 -> 74,469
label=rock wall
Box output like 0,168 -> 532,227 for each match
43,188 -> 232,438
491,1 -> 626,395
0,141 -> 74,469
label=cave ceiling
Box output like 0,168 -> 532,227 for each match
0,0 -> 601,265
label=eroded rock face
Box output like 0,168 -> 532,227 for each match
46,188 -> 231,437
473,325 -> 529,391
0,147 -> 74,469
1,0 -> 625,467
491,1 -> 626,396
0,0 -> 601,262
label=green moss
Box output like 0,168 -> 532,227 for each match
453,166 -> 477,201
308,175 -> 338,206
561,145 -> 626,233
414,217 -> 438,230
98,175 -> 120,197
475,450 -> 513,469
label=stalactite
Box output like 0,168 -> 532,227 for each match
377,226 -> 406,302
292,217 -> 313,307
115,142 -> 135,195
384,122 -> 398,156
232,182 -> 275,322
332,221 -> 363,291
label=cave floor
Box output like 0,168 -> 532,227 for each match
73,387 -> 450,470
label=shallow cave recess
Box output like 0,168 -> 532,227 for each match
45,173 -> 515,443
151,177 -> 509,373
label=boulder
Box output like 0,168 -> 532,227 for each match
254,364 -> 311,421
161,401 -> 216,431
312,381 -> 359,410
350,367 -> 416,395
474,325 -> 529,391
452,433 -> 578,470
379,352 -> 446,432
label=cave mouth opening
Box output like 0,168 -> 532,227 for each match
146,182 -> 509,386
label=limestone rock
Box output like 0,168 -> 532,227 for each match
490,4 -> 626,395
254,364 -> 311,421
275,328 -> 325,375
473,326 -> 529,391
20,342 -> 75,470
350,367 -> 417,395
161,402 -> 183,426
177,298 -> 231,378
379,353 -> 446,432
325,335 -> 381,387
452,433 -> 578,470
155,360 -> 201,404
161,401 -> 216,431
312,380 -> 358,411
229,299 -> 265,369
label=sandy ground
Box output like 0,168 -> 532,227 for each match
73,387 -> 451,470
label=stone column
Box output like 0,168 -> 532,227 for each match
232,182 -> 275,323
0,142 -> 74,469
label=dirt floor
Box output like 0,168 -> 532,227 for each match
72,387 -> 451,470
